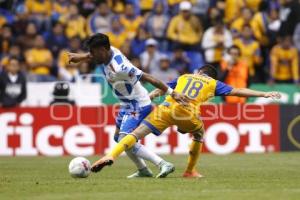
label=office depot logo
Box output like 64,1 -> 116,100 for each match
0,105 -> 280,156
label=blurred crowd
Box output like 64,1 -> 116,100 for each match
1,0 -> 300,102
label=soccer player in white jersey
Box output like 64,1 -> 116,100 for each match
68,33 -> 189,178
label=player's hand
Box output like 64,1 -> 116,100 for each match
171,92 -> 191,106
264,91 -> 281,100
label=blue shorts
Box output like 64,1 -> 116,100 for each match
115,104 -> 153,135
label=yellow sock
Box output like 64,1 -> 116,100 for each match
185,140 -> 202,173
109,134 -> 137,159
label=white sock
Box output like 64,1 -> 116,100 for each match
132,143 -> 163,167
118,134 -> 147,170
125,150 -> 147,170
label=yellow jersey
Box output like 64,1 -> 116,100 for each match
270,45 -> 299,81
25,48 -> 53,75
143,74 -> 233,135
165,74 -> 232,114
105,31 -> 129,49
25,0 -> 51,16
120,15 -> 144,39
234,38 -> 261,76
167,14 -> 202,45
251,12 -> 269,46
140,0 -> 154,10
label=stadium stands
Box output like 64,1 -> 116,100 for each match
0,0 -> 300,104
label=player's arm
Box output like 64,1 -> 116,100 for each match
68,52 -> 92,63
215,80 -> 281,99
228,88 -> 281,99
141,73 -> 189,105
149,89 -> 165,100
149,78 -> 178,100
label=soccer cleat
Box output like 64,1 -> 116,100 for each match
182,171 -> 204,178
127,167 -> 153,178
91,156 -> 114,173
156,161 -> 175,178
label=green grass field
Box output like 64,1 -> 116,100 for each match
1,153 -> 300,200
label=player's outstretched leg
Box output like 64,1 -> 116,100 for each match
91,134 -> 138,173
90,156 -> 114,173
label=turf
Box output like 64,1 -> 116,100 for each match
1,153 -> 300,200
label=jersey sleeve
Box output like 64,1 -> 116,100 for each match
123,65 -> 143,84
215,81 -> 233,96
167,78 -> 178,89
114,54 -> 143,84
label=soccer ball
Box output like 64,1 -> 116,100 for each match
68,157 -> 91,178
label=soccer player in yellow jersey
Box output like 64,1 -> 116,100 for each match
91,64 -> 281,178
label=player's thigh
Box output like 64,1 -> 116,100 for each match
132,124 -> 153,140
119,105 -> 152,134
176,114 -> 204,135
142,105 -> 172,136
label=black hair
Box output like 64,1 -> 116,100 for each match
227,45 -> 241,56
200,64 -> 217,79
85,33 -> 110,50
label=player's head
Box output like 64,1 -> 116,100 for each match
85,33 -> 111,64
197,64 -> 217,79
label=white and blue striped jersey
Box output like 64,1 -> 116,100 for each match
99,47 -> 151,107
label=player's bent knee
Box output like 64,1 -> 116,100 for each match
131,124 -> 152,140
192,131 -> 204,142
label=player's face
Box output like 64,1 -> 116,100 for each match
90,47 -> 110,64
